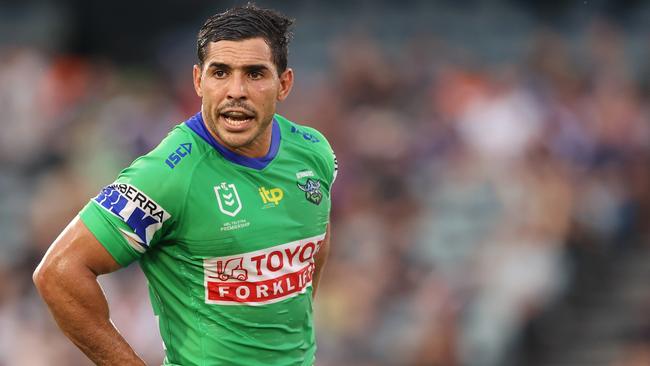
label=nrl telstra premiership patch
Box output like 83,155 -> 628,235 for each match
93,183 -> 171,251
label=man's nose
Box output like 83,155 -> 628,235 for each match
226,73 -> 248,100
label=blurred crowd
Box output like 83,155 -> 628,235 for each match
1,11 -> 650,366
312,22 -> 650,366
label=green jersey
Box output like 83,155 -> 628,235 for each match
79,112 -> 337,366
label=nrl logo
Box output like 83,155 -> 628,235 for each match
297,178 -> 323,205
214,182 -> 242,217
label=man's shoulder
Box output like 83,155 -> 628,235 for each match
149,123 -> 208,171
118,120 -> 208,187
275,114 -> 337,185
275,114 -> 333,156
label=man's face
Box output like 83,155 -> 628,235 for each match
193,37 -> 293,157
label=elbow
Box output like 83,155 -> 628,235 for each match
33,259 -> 52,296
33,256 -> 66,299
33,251 -> 95,300
32,265 -> 41,288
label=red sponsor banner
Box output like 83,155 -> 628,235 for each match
207,263 -> 315,303
203,234 -> 325,305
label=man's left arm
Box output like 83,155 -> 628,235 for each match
312,224 -> 331,299
312,138 -> 336,299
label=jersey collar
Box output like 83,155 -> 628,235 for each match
185,111 -> 281,170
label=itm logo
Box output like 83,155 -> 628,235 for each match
214,182 -> 242,217
258,187 -> 284,207
297,178 -> 323,205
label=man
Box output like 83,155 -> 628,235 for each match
33,5 -> 337,366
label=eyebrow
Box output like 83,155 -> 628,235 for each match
207,62 -> 270,73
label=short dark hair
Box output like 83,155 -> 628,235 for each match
197,4 -> 294,74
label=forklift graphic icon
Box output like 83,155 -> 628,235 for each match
212,257 -> 248,281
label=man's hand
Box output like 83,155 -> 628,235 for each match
33,216 -> 146,366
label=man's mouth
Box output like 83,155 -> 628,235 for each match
220,110 -> 255,129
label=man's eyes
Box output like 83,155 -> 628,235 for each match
211,69 -> 265,79
250,71 -> 267,80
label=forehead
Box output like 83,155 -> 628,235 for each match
203,38 -> 273,67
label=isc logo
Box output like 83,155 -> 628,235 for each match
165,143 -> 192,169
290,126 -> 319,143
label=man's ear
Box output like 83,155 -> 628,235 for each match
193,64 -> 203,97
277,68 -> 294,101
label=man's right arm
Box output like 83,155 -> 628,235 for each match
33,216 -> 146,366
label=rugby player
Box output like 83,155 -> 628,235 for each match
33,4 -> 337,365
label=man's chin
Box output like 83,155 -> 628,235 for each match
217,131 -> 256,150
206,120 -> 253,147
206,117 -> 272,156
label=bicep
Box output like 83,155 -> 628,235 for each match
37,216 -> 122,278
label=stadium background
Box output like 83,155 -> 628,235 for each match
1,0 -> 650,365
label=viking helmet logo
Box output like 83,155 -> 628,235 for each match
297,178 -> 323,205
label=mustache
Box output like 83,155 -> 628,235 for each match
217,101 -> 256,116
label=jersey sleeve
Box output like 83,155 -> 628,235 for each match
79,127 -> 193,267
306,126 -> 338,188
330,151 -> 338,186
